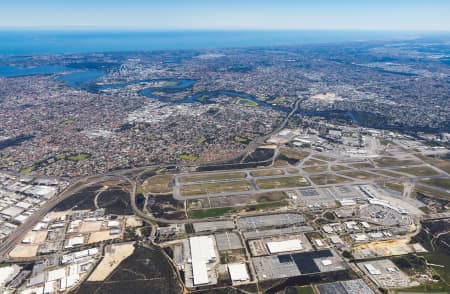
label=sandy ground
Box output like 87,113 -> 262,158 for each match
9,244 -> 39,258
88,231 -> 120,244
79,221 -> 103,233
125,216 -> 143,227
88,243 -> 135,281
23,230 -> 48,244
353,239 -> 414,258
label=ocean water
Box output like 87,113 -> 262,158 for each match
0,30 -> 409,55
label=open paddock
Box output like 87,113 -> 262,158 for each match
178,171 -> 247,183
141,174 -> 174,194
310,174 -> 352,185
340,171 -> 384,180
9,244 -> 38,258
374,157 -> 419,167
256,176 -> 309,189
394,166 -> 440,177
250,168 -> 285,177
180,180 -> 250,197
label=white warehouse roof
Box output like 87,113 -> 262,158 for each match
267,239 -> 303,254
365,263 -> 381,275
228,263 -> 249,282
47,268 -> 66,282
189,236 -> 217,286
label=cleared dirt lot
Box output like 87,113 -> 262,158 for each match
88,231 -> 121,244
88,243 -> 135,281
9,244 -> 39,258
23,230 -> 48,244
80,221 -> 103,233
125,216 -> 143,227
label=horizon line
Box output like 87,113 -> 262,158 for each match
0,27 -> 449,33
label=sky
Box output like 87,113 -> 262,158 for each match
1,0 -> 450,31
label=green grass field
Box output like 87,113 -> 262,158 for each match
67,153 -> 90,161
284,285 -> 314,294
234,136 -> 249,143
235,97 -> 258,107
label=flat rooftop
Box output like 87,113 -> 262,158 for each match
238,213 -> 305,231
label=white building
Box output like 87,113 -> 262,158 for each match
227,263 -> 250,283
189,236 -> 217,286
266,239 -> 303,254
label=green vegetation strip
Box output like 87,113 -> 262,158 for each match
179,154 -> 198,161
21,152 -> 90,173
234,136 -> 249,143
395,283 -> 450,293
420,178 -> 450,190
188,201 -> 287,218
235,97 -> 258,107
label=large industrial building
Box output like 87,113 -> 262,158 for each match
189,236 -> 217,286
